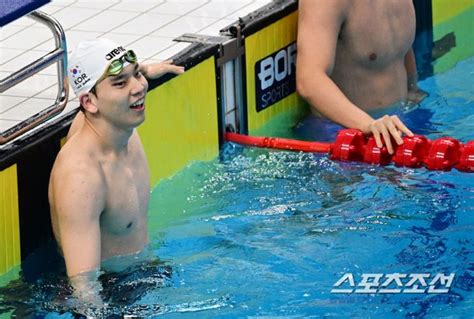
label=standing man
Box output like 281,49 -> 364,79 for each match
48,38 -> 183,304
297,0 -> 426,153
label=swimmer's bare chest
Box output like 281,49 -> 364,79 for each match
102,167 -> 148,233
337,0 -> 416,68
99,147 -> 150,253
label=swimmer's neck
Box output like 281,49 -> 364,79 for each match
83,115 -> 134,153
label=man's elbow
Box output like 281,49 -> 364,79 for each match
296,73 -> 312,100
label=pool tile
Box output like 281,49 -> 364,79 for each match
151,15 -> 219,38
199,18 -> 236,35
35,29 -> 103,53
149,1 -> 208,16
151,42 -> 193,61
0,98 -> 56,121
128,36 -> 177,60
113,13 -> 180,35
40,4 -> 67,15
0,26 -> 54,49
226,1 -> 270,20
190,1 -> 254,18
47,0 -> 76,4
0,119 -> 20,132
0,50 -> 51,73
98,33 -> 143,48
110,0 -> 166,13
1,74 -> 57,98
66,0 -> 120,10
0,48 -> 26,65
33,82 -> 65,100
71,10 -> 140,33
3,15 -> 34,27
0,96 -> 28,114
0,24 -> 26,40
41,6 -> 101,30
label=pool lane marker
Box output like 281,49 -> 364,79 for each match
224,129 -> 474,172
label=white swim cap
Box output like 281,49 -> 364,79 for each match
68,38 -> 129,97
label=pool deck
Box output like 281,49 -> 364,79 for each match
0,0 -> 270,147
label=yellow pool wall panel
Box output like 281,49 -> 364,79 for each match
138,57 -> 219,187
432,0 -> 472,25
245,11 -> 307,136
432,1 -> 474,73
0,165 -> 21,275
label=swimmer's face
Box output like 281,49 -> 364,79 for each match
93,62 -> 149,128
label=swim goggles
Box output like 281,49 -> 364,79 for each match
94,49 -> 138,87
106,49 -> 138,76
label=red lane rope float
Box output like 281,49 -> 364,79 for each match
224,132 -> 332,153
224,129 -> 474,172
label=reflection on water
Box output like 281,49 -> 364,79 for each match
0,254 -> 173,317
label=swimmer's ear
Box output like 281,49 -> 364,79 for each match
79,93 -> 99,114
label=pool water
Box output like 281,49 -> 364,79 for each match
1,58 -> 473,318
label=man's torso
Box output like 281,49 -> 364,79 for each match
99,132 -> 150,259
49,130 -> 150,261
331,0 -> 416,109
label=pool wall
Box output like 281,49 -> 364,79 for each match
432,0 -> 474,73
243,8 -> 306,136
139,56 -> 220,187
0,0 -> 472,280
0,165 -> 20,276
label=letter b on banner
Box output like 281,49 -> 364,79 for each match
255,42 -> 297,112
258,57 -> 274,91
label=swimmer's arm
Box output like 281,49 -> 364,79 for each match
297,1 -> 372,129
51,161 -> 105,304
140,60 -> 185,79
296,0 -> 412,154
405,49 -> 428,104
405,49 -> 418,90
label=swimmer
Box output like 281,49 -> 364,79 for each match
48,38 -> 184,305
296,0 -> 427,154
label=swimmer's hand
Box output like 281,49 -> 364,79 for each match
407,87 -> 428,105
141,60 -> 185,79
407,72 -> 428,106
366,115 -> 414,155
69,270 -> 105,311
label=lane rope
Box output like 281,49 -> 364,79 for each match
224,129 -> 474,172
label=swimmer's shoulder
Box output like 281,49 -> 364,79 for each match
52,133 -> 104,185
50,148 -> 106,215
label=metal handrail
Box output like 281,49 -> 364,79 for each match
0,10 -> 69,145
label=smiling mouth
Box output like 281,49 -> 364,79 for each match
130,99 -> 145,111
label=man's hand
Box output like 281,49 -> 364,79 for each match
141,60 -> 185,79
405,50 -> 428,106
68,269 -> 105,315
71,280 -> 104,307
407,87 -> 428,106
366,115 -> 414,155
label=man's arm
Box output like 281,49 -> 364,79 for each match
140,60 -> 184,79
405,48 -> 428,105
296,0 -> 412,154
50,159 -> 105,303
